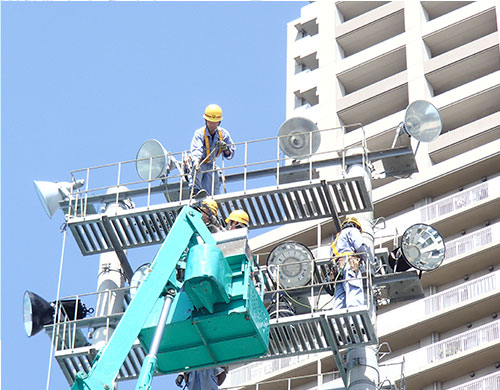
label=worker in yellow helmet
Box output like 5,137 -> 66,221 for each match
325,216 -> 373,309
189,104 -> 235,198
198,198 -> 221,233
225,209 -> 250,230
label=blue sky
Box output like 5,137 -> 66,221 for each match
1,1 -> 306,389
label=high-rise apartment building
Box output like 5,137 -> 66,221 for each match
225,2 -> 500,389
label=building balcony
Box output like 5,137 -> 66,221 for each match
225,352 -> 325,388
433,70 -> 500,135
425,33 -> 500,96
336,71 -> 408,127
291,34 -> 319,65
337,46 -> 406,95
336,2 -> 404,58
445,371 -> 500,390
378,173 -> 500,247
373,136 -> 500,221
422,4 -> 497,58
293,67 -> 319,100
424,222 -> 500,289
383,320 -> 500,389
421,1 -> 473,21
378,271 -> 500,351
429,111 -> 500,165
336,1 -> 389,24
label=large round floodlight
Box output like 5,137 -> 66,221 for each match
136,139 -> 171,181
130,263 -> 151,300
23,291 -> 54,337
400,223 -> 445,271
23,291 -> 91,337
278,117 -> 320,159
267,242 -> 314,288
403,100 -> 442,143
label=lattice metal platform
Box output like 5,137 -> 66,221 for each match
53,307 -> 376,386
55,342 -> 146,384
68,177 -> 372,257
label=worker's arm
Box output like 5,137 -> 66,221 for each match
348,230 -> 374,265
220,128 -> 235,160
216,367 -> 228,386
190,128 -> 205,164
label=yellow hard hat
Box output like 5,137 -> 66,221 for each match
225,210 -> 250,227
341,216 -> 362,232
201,198 -> 218,215
203,104 -> 223,123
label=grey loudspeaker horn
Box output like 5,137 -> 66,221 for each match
34,179 -> 84,218
403,100 -> 442,143
278,117 -> 320,159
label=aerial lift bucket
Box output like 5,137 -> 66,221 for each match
137,231 -> 270,374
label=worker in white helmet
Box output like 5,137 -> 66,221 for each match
189,104 -> 235,197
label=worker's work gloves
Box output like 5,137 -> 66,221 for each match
193,160 -> 201,171
175,374 -> 185,387
216,140 -> 229,152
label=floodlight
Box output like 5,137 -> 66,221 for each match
130,263 -> 151,300
34,179 -> 84,218
136,139 -> 172,180
266,242 -> 313,288
403,100 -> 442,143
278,117 -> 320,159
23,291 -> 92,337
390,224 -> 445,272
23,291 -> 54,337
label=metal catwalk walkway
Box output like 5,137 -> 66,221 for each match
68,176 -> 372,257
51,306 -> 376,385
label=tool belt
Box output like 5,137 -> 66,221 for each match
331,255 -> 361,279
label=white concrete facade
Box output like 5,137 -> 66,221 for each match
225,2 -> 500,389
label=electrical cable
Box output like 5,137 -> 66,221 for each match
46,228 -> 68,390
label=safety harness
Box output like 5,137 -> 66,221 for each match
330,233 -> 355,257
201,128 -> 223,164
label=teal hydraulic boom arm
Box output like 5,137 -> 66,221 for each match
72,206 -> 216,390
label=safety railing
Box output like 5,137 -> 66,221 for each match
63,126 -> 370,220
46,287 -> 132,352
253,252 -> 376,317
47,252 -> 376,350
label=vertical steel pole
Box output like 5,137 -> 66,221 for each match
92,187 -> 131,350
344,149 -> 379,390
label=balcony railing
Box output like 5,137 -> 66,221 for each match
420,183 -> 489,222
424,272 -> 498,315
426,320 -> 500,364
378,271 -> 500,333
384,320 -> 500,372
444,225 -> 496,261
226,353 -> 319,387
379,175 -> 500,245
447,371 -> 500,390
